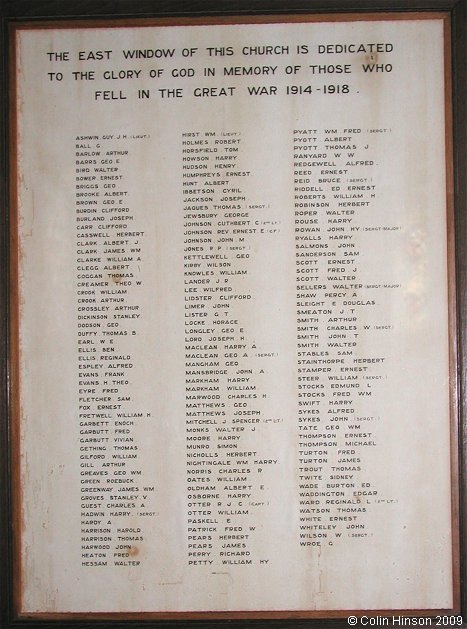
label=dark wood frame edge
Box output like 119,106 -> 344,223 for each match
452,0 -> 467,624
1,1 -> 466,627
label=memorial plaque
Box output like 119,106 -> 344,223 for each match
6,8 -> 463,622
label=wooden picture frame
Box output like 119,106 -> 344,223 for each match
1,1 -> 466,626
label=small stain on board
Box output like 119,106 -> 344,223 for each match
364,52 -> 379,64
